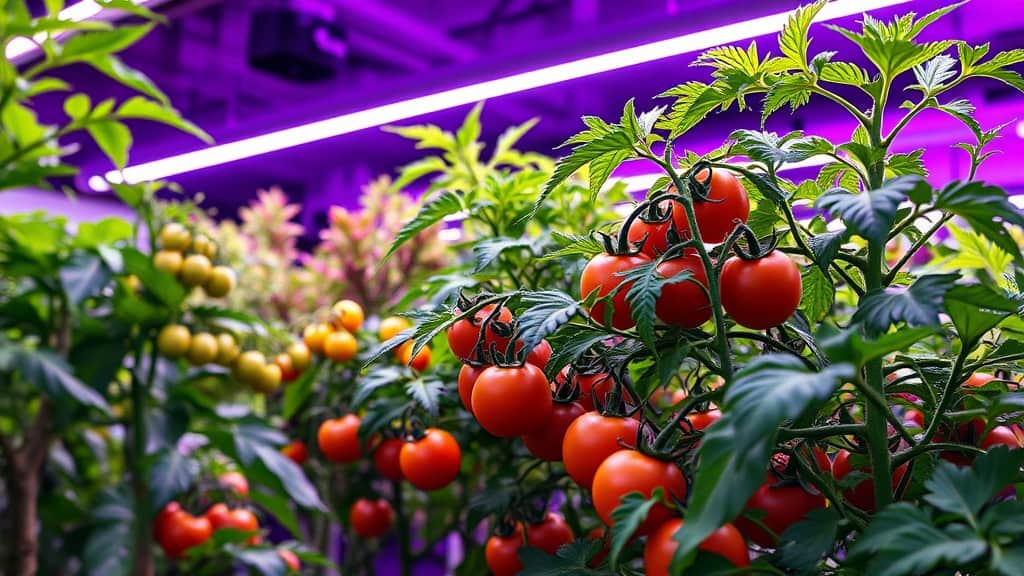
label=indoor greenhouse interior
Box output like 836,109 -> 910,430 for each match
2,0 -> 1024,574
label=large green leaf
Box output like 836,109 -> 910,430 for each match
383,191 -> 463,260
822,326 -> 937,368
116,96 -> 211,143
147,448 -> 197,512
60,252 -> 112,305
929,181 -> 1024,263
59,24 -> 154,59
610,491 -> 659,569
923,447 -> 1024,519
777,1 -> 827,70
250,489 -> 302,539
254,444 -> 324,511
853,274 -> 959,333
87,119 -> 132,169
816,176 -> 926,244
82,488 -> 132,576
944,284 -> 1017,345
774,507 -> 840,575
671,356 -> 854,572
12,346 -> 110,411
800,265 -> 833,322
89,55 -> 169,104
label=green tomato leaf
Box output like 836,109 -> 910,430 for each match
89,55 -> 169,104
777,0 -> 827,70
405,377 -> 444,417
816,176 -> 926,244
773,507 -> 840,575
923,447 -> 1024,519
115,96 -> 211,143
930,180 -> 1024,263
822,326 -> 937,368
87,119 -> 132,169
254,444 -> 324,511
472,237 -> 534,273
60,24 -> 154,59
120,247 -> 186,307
800,265 -> 834,322
519,539 -> 604,576
807,228 -> 849,272
383,191 -> 463,261
515,291 -> 583,363
944,284 -> 1017,346
232,549 -> 288,576
609,491 -> 659,569
11,345 -> 110,412
282,362 -> 320,420
250,489 -> 302,539
147,448 -> 197,513
852,273 -> 959,333
671,356 -> 853,572
60,252 -> 112,306
82,488 -> 132,576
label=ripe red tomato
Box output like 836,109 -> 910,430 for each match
734,478 -> 826,547
447,305 -> 514,362
278,549 -> 300,571
592,450 -> 687,536
562,412 -> 640,490
155,505 -> 213,560
580,252 -> 652,330
720,251 -> 801,330
981,425 -> 1022,450
672,168 -> 750,244
349,498 -> 394,538
683,408 -> 721,431
645,518 -> 749,575
523,402 -> 586,461
655,256 -> 712,328
964,373 -> 996,388
472,363 -> 553,437
486,527 -> 525,576
458,364 -> 486,413
218,471 -> 249,497
628,214 -> 672,257
281,440 -> 309,465
573,370 -> 631,412
317,414 -> 363,463
525,339 -> 553,369
205,503 -> 260,545
373,438 -> 405,481
485,514 -> 574,576
399,428 -> 461,491
832,450 -> 909,512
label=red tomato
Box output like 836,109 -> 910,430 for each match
154,502 -> 183,540
580,252 -> 652,330
720,251 -> 801,330
832,450 -> 909,512
672,168 -> 750,244
278,549 -> 300,571
486,527 -> 525,576
281,440 -> 309,465
447,305 -> 514,362
905,408 -> 924,427
373,438 -> 405,482
156,505 -> 213,560
399,428 -> 461,491
472,364 -> 553,437
734,479 -> 826,547
458,364 -> 486,413
562,412 -> 640,490
628,215 -> 672,257
523,402 -> 586,461
645,518 -> 750,575
275,353 -> 299,383
485,514 -> 574,576
592,450 -> 687,536
981,425 -> 1022,450
205,503 -> 260,545
573,371 -> 631,412
218,471 -> 249,497
683,408 -> 721,431
655,256 -> 712,328
525,339 -> 553,369
349,498 -> 394,539
317,414 -> 363,463
964,373 -> 996,388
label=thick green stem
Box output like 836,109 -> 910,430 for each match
131,337 -> 158,576
658,160 -> 734,380
392,480 -> 412,576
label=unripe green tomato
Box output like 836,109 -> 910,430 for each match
203,266 -> 236,298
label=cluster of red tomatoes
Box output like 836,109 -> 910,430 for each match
153,472 -> 299,571
587,169 -> 802,332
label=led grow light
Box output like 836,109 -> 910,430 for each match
95,0 -> 911,189
6,1 -> 157,61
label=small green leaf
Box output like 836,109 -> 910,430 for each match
455,102 -> 483,151
617,261 -> 685,346
777,1 -> 827,70
253,444 -> 324,511
533,128 -> 634,218
887,149 -> 928,177
910,55 -> 958,95
64,93 -> 91,119
800,265 -> 833,322
61,24 -> 154,59
250,490 -> 302,539
807,228 -> 849,272
281,363 -> 319,420
115,96 -> 211,143
232,549 -> 287,576
853,274 -> 959,333
87,120 -> 132,169
516,291 -> 583,359
147,449 -> 196,512
391,156 -> 448,192
609,491 -> 659,568
60,252 -> 111,306
120,247 -> 185,307
384,191 -> 463,261
472,237 -> 534,273
774,507 -> 840,575
540,231 -> 605,262
383,123 -> 456,151
405,378 -> 444,417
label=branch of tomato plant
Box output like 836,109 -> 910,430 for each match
129,330 -> 159,576
883,213 -> 953,285
391,480 -> 412,576
647,152 -> 735,381
790,447 -> 868,529
726,331 -> 818,370
908,344 -> 972,467
823,152 -> 871,187
808,85 -> 872,130
651,388 -> 723,451
778,423 -> 866,441
891,442 -> 987,468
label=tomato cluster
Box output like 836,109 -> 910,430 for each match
154,487 -> 270,563
153,223 -> 236,298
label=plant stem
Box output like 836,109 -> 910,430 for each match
883,213 -> 952,285
392,480 -> 412,576
657,158 -> 734,380
779,423 -> 866,440
916,346 -> 971,462
131,335 -> 158,576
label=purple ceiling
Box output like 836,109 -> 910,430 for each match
30,0 -> 1024,227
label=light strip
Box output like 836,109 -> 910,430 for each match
6,1 -> 156,61
1016,120 -> 1024,139
94,0 -> 910,188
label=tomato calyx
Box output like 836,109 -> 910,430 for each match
726,224 -> 779,262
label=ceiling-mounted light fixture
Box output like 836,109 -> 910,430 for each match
6,0 -> 158,62
94,0 -> 911,189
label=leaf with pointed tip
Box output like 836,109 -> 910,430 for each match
774,507 -> 839,575
472,237 -> 534,273
853,274 -> 959,333
609,491 -> 659,569
405,378 -> 444,417
911,55 -> 958,94
12,346 -> 110,411
944,284 -> 1017,345
384,191 -> 463,261
800,265 -> 834,322
515,291 -> 582,360
807,229 -> 849,272
931,180 -> 1024,263
60,252 -> 111,306
816,176 -> 926,244
924,447 -> 1024,518
148,449 -> 197,512
778,1 -> 827,69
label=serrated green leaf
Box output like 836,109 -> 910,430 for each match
945,284 -> 1016,345
807,228 -> 849,272
405,378 -> 444,416
384,191 -> 463,260
970,48 -> 1024,93
589,148 -> 631,205
887,149 -> 927,177
532,128 -> 634,219
540,231 -> 605,262
383,123 -> 456,151
853,273 -> 959,333
472,237 -> 534,273
931,181 -> 1024,263
910,55 -> 958,95
778,1 -> 827,70
147,449 -> 196,512
816,175 -> 926,243
455,102 -> 483,152
924,446 -> 1024,518
610,491 -> 659,568
800,265 -> 833,322
774,507 -> 839,575
516,291 -> 582,359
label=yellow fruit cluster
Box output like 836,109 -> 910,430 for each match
153,223 -> 236,298
302,299 -> 365,363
